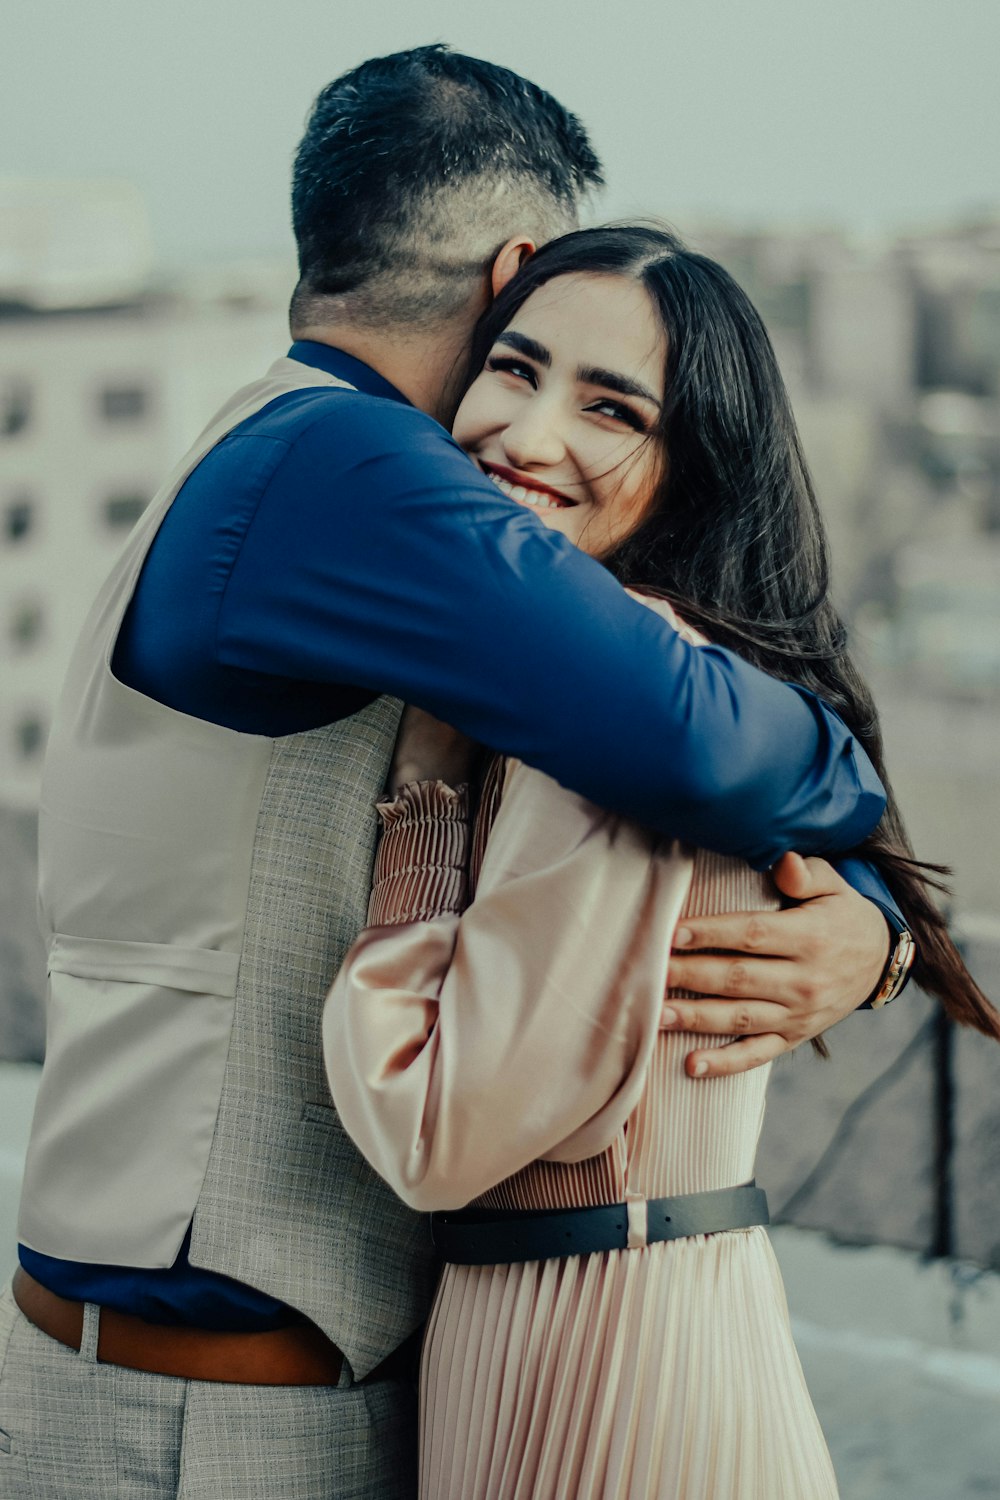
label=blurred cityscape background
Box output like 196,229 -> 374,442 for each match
1,4 -> 998,1495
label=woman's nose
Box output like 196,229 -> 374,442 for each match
500,400 -> 567,471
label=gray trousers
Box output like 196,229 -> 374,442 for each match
0,1286 -> 417,1499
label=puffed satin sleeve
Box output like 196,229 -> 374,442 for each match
323,763 -> 695,1212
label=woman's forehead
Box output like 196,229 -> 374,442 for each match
508,273 -> 665,392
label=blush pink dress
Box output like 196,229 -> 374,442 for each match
324,602 -> 840,1500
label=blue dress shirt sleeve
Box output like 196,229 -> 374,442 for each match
215,396 -> 885,871
834,858 -> 906,941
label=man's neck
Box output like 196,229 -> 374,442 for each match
292,319 -> 475,426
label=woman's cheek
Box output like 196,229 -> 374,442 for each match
452,379 -> 491,448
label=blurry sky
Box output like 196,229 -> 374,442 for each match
1,0 -> 998,266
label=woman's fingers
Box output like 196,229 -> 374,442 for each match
390,705 -> 481,792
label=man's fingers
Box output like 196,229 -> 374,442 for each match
673,911 -> 801,959
668,953 -> 802,1002
684,1032 -> 789,1079
667,862 -> 885,1072
661,999 -> 790,1035
771,852 -> 846,902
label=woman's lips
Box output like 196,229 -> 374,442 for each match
480,461 -> 578,510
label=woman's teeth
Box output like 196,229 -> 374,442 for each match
487,472 -> 569,510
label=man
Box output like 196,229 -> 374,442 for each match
2,46 -> 911,1499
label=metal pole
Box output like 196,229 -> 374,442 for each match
931,998 -> 956,1260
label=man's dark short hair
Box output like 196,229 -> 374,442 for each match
290,44 -> 604,329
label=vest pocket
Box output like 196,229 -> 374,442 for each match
47,933 -> 240,996
18,940 -> 240,1267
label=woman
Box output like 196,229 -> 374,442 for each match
323,226 -> 999,1499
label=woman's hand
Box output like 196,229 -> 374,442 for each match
390,705 -> 481,795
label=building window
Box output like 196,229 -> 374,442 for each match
15,714 -> 46,761
102,492 -> 148,530
4,496 -> 34,543
99,384 -> 149,422
9,600 -> 44,650
1,382 -> 32,437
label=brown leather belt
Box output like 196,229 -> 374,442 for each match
12,1266 -> 345,1386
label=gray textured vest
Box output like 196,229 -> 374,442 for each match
19,359 -> 435,1379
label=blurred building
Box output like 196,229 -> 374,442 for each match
683,217 -> 1000,921
692,216 -> 1000,625
0,180 -> 152,310
0,188 -> 291,805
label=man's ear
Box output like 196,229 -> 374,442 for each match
490,236 -> 536,298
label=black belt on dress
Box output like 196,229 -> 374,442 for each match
430,1182 -> 769,1265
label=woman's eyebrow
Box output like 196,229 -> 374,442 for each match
577,365 -> 662,407
494,330 -> 551,366
493,333 -> 660,408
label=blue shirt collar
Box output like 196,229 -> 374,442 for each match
288,340 -> 412,406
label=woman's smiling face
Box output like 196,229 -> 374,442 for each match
453,272 -> 667,557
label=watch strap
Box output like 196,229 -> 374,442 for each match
859,899 -> 916,1009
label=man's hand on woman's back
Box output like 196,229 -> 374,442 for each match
662,854 -> 890,1077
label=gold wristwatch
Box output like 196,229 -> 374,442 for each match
868,925 -> 916,1009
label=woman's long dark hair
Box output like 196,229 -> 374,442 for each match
470,224 -> 998,1040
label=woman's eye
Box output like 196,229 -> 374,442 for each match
486,356 -> 537,387
587,399 -> 646,432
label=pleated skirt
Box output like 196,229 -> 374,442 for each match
418,1227 -> 839,1499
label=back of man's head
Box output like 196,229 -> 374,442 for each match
290,44 -> 603,332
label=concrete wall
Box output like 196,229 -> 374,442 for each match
759,932 -> 1000,1268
